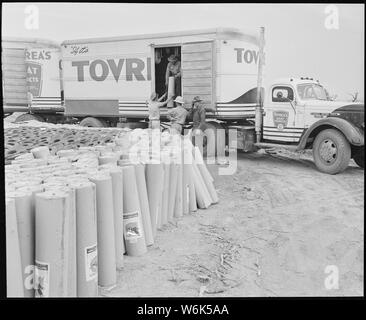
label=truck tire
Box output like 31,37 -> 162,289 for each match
15,113 -> 44,123
353,147 -> 364,168
313,129 -> 351,174
80,117 -> 107,127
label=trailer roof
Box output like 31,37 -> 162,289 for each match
2,37 -> 60,49
61,27 -> 261,46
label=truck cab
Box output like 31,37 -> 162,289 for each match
259,77 -> 364,174
263,77 -> 345,143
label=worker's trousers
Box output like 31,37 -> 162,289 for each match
149,119 -> 160,130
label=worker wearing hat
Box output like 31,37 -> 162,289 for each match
167,96 -> 189,134
190,96 -> 207,135
165,54 -> 182,97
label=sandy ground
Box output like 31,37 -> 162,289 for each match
104,150 -> 364,297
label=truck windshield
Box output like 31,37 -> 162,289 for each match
297,84 -> 329,101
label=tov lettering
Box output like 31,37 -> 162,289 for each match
234,48 -> 259,64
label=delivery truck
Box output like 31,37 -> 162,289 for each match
2,37 -> 63,121
2,28 -> 364,174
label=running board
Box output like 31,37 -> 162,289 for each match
254,142 -> 298,152
30,105 -> 65,113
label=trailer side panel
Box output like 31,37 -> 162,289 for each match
2,48 -> 29,107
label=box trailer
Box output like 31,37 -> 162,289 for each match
2,37 -> 63,119
60,27 -> 264,125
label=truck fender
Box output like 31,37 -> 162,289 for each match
296,117 -> 364,151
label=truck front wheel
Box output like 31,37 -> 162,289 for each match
80,117 -> 107,127
353,147 -> 364,168
313,129 -> 351,174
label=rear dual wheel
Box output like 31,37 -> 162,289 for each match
79,117 -> 107,127
15,113 -> 44,123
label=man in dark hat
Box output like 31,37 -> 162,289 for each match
190,96 -> 207,135
165,54 -> 182,97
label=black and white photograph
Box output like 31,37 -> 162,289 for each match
1,2 -> 364,303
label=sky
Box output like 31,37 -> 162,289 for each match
2,3 -> 364,101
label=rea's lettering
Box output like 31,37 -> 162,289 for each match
26,50 -> 51,60
72,58 -> 152,82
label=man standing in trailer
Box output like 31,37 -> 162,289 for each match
165,54 -> 182,97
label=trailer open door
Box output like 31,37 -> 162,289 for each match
181,41 -> 215,112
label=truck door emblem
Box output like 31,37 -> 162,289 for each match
26,62 -> 42,97
273,110 -> 289,130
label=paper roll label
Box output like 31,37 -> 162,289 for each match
123,211 -> 142,243
85,244 -> 98,282
34,260 -> 50,298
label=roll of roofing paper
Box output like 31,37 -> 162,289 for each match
157,166 -> 165,229
145,163 -> 164,237
161,163 -> 170,226
108,167 -> 124,269
167,76 -> 175,108
8,191 -> 34,297
192,161 -> 212,209
88,174 -> 116,288
59,186 -> 77,297
174,160 -> 184,218
121,166 -> 147,256
98,154 -> 119,166
135,164 -> 154,246
183,144 -> 197,213
193,146 -> 214,182
6,198 -> 24,297
35,191 -> 71,297
167,163 -> 179,222
193,147 -> 218,204
71,181 -> 98,297
57,149 -> 77,159
31,146 -> 50,159
14,153 -> 34,161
